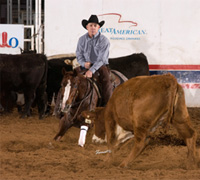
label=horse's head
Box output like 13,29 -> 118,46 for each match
60,75 -> 77,112
59,69 -> 87,113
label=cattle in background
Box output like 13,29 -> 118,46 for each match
0,54 -> 48,119
46,53 -> 149,115
71,53 -> 150,78
82,74 -> 197,168
109,53 -> 149,79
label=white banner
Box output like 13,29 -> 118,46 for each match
0,24 -> 24,54
44,0 -> 200,65
44,0 -> 200,107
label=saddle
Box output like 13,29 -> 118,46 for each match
74,67 -> 128,106
90,69 -> 128,106
92,69 -> 127,88
109,70 -> 128,88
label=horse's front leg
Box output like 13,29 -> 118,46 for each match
54,115 -> 73,141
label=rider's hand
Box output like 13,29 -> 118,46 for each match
84,62 -> 91,69
85,70 -> 93,78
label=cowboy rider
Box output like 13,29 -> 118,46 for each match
76,14 -> 112,106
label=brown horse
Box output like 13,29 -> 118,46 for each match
54,68 -> 127,141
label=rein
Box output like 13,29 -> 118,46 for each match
65,77 -> 94,122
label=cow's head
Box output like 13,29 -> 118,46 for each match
81,107 -> 107,143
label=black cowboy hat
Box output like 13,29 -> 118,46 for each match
82,15 -> 105,29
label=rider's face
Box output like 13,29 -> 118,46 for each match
86,23 -> 100,38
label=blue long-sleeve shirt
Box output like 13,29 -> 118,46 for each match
76,32 -> 110,73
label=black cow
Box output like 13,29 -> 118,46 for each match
0,54 -> 48,119
109,53 -> 150,78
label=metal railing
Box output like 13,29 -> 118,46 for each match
24,25 -> 34,51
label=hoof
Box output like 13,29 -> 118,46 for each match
45,111 -> 51,117
0,107 -> 4,112
20,114 -> 29,119
39,114 -> 46,119
54,135 -> 62,141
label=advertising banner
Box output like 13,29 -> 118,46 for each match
44,0 -> 200,107
0,24 -> 24,54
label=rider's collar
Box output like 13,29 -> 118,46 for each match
87,32 -> 100,40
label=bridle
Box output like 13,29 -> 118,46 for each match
59,77 -> 95,122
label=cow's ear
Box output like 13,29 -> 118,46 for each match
83,110 -> 96,118
81,111 -> 87,117
95,107 -> 105,112
81,110 -> 91,118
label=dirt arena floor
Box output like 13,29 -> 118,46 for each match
0,107 -> 200,180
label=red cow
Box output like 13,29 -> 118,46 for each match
82,74 -> 198,168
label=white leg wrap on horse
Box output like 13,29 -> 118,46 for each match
78,125 -> 88,147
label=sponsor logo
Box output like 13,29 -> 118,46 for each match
98,13 -> 147,40
0,32 -> 19,48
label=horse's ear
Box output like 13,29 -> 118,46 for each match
73,67 -> 87,77
62,67 -> 67,75
73,68 -> 78,76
